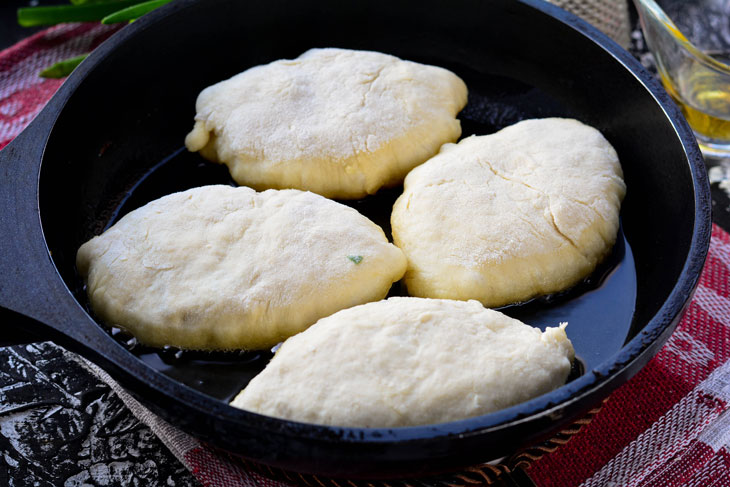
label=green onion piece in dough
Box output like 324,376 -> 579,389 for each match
347,255 -> 363,264
18,0 -> 142,27
40,54 -> 88,78
101,0 -> 173,24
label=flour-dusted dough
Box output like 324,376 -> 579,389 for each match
76,185 -> 406,350
391,118 -> 626,307
232,297 -> 574,427
185,48 -> 468,199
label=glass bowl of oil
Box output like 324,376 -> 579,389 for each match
634,0 -> 730,157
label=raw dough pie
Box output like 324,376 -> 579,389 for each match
231,297 -> 574,427
391,118 -> 626,307
185,48 -> 467,199
76,185 -> 406,350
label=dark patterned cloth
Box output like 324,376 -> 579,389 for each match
0,342 -> 199,487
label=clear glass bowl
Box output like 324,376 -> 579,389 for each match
634,0 -> 730,157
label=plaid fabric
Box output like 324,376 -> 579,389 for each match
529,226 -> 730,487
0,23 -> 121,150
2,20 -> 728,487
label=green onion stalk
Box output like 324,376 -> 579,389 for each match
17,0 -> 174,78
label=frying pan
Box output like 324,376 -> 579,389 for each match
0,0 -> 711,479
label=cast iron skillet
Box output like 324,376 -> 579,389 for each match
0,0 -> 711,479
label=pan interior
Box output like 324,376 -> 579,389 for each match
36,0 -> 693,431
84,67 -> 638,400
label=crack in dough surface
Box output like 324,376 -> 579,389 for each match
391,118 -> 626,307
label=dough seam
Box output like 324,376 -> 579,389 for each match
478,157 -> 614,255
359,65 -> 386,108
475,158 -> 582,253
479,153 -> 615,225
546,199 -> 583,254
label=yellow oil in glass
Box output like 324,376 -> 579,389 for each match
660,62 -> 730,154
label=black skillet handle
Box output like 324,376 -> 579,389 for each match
0,115 -> 87,349
0,120 -> 50,345
0,110 -> 125,374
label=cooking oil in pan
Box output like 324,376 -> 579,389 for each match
502,226 -> 636,374
103,147 -> 637,402
124,228 -> 633,402
97,68 -> 637,402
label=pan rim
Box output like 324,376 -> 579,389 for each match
30,0 -> 712,449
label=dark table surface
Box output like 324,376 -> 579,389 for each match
2,2 -> 730,487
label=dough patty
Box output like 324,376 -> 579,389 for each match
76,185 -> 406,350
391,118 -> 626,307
185,48 -> 467,199
231,297 -> 574,427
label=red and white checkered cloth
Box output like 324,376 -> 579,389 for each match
3,23 -> 730,487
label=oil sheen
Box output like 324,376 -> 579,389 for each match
103,147 -> 636,402
98,72 -> 638,402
